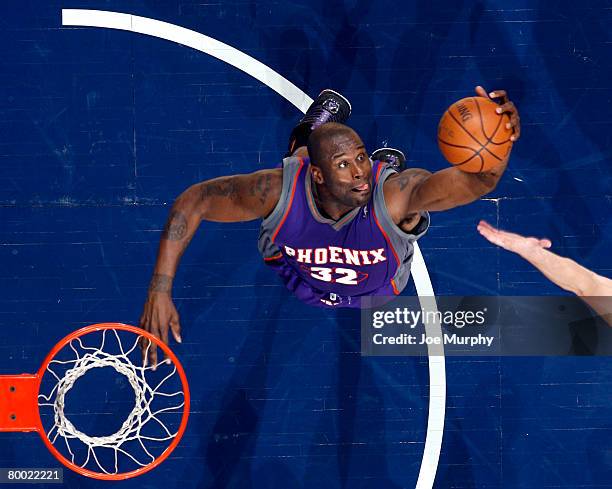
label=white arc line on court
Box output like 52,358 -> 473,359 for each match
62,9 -> 313,114
61,9 -> 446,488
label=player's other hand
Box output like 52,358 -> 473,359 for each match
475,86 -> 521,142
477,220 -> 551,256
139,285 -> 182,369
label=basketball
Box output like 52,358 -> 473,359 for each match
437,96 -> 513,173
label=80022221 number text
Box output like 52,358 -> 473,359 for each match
0,468 -> 63,484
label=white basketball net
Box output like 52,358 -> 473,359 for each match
38,329 -> 186,475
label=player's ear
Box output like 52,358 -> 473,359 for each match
311,165 -> 325,184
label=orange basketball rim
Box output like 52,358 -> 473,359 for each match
0,323 -> 190,480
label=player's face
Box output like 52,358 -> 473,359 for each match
318,132 -> 373,208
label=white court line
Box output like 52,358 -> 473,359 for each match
411,246 -> 446,489
62,9 -> 313,114
61,9 -> 446,488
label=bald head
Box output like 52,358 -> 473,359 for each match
305,122 -> 372,211
307,123 -> 359,168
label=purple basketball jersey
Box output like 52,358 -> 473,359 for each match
258,157 -> 429,308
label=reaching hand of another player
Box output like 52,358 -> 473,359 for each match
475,86 -> 521,141
139,279 -> 182,369
477,220 -> 551,257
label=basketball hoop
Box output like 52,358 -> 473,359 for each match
0,323 -> 190,480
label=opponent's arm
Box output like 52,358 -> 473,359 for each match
477,220 -> 612,325
140,169 -> 282,366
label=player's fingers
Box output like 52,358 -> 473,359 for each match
139,303 -> 150,328
141,335 -> 153,366
478,229 -> 492,241
481,232 -> 504,247
477,220 -> 496,233
495,102 -> 515,115
138,319 -> 146,357
540,239 -> 552,248
478,225 -> 509,248
504,113 -> 520,129
139,315 -> 151,337
489,90 -> 508,102
139,336 -> 146,364
477,225 -> 498,242
477,227 -> 491,240
170,316 -> 182,344
158,321 -> 169,346
138,311 -> 150,363
159,323 -> 170,364
475,85 -> 488,98
149,341 -> 158,370
148,319 -> 160,370
511,120 -> 521,141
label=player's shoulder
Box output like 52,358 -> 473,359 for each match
253,167 -> 284,177
381,167 -> 432,225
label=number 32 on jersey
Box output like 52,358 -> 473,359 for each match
304,266 -> 368,285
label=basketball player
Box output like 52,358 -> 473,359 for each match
140,86 -> 520,363
477,220 -> 612,325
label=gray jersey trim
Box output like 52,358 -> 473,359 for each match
258,157 -> 303,259
373,164 -> 430,293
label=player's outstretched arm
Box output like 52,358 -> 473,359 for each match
385,87 -> 519,218
385,159 -> 508,216
477,220 -> 612,325
140,169 -> 282,366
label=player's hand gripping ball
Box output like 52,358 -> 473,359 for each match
438,86 -> 520,173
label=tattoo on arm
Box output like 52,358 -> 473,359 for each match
250,173 -> 272,204
149,274 -> 173,293
162,211 -> 188,241
199,178 -> 237,201
396,173 -> 416,191
395,170 -> 430,192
